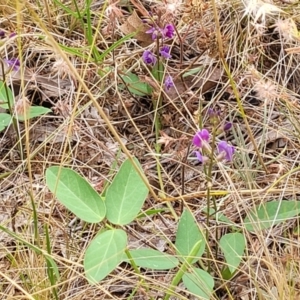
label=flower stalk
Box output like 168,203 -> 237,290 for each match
191,111 -> 235,271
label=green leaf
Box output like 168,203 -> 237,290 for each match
175,209 -> 205,263
0,81 -> 13,108
45,256 -> 60,281
221,266 -> 233,280
106,158 -> 149,225
46,167 -> 106,223
202,206 -> 233,224
220,233 -> 245,274
244,200 -> 300,231
0,113 -> 12,131
124,248 -> 179,270
217,214 -> 235,225
119,72 -> 152,96
182,267 -> 214,299
182,66 -> 204,78
84,229 -> 127,284
136,208 -> 166,218
16,106 -> 51,121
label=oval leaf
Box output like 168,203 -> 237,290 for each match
175,209 -> 205,263
220,232 -> 245,274
0,81 -> 13,109
46,167 -> 106,223
119,72 -> 152,96
244,200 -> 300,231
124,248 -> 179,270
16,106 -> 51,121
84,229 -> 127,284
106,158 -> 149,225
0,113 -> 12,131
182,267 -> 214,299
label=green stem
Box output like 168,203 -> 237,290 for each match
152,40 -> 178,220
71,0 -> 85,30
153,100 -> 177,220
125,249 -> 154,300
29,192 -> 39,247
1,62 -> 24,159
84,0 -> 102,62
205,124 -> 218,272
164,240 -> 202,300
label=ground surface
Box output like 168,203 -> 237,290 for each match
0,0 -> 300,299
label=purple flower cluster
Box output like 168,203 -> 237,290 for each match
142,23 -> 175,91
142,23 -> 174,64
142,45 -> 171,65
145,23 -> 175,41
192,129 -> 235,163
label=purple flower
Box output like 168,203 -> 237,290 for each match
217,141 -> 235,162
159,45 -> 171,59
4,58 -> 20,71
164,75 -> 174,91
146,26 -> 163,41
223,122 -> 232,131
194,151 -> 209,164
142,50 -> 156,65
0,30 -> 5,38
192,129 -> 210,148
9,32 -> 16,38
163,24 -> 175,39
146,26 -> 160,40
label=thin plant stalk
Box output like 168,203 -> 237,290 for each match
125,249 -> 155,300
29,192 -> 39,247
44,225 -> 59,300
210,0 -> 267,173
152,38 -> 178,220
204,125 -> 218,272
164,240 -> 202,300
1,62 -> 24,159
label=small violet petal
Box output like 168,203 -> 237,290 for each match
164,75 -> 174,91
163,24 -> 175,39
146,26 -> 159,40
192,129 -> 210,148
223,122 -> 232,131
195,151 -> 204,163
217,141 -> 235,162
194,151 -> 209,164
142,50 -> 156,65
159,45 -> 171,59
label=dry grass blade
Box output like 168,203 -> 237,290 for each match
0,0 -> 300,298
